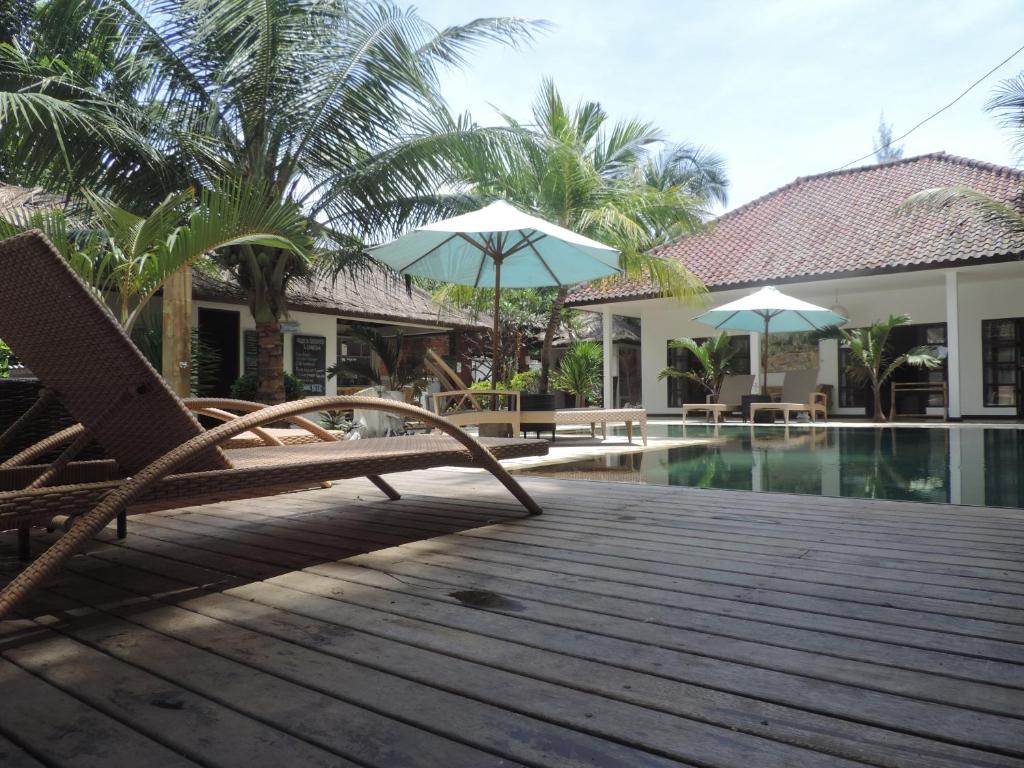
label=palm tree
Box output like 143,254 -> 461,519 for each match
817,315 -> 941,423
0,181 -> 310,332
452,79 -> 727,391
656,332 -> 738,400
0,0 -> 543,401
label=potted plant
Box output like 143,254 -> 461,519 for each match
816,314 -> 941,422
550,341 -> 603,408
656,332 -> 738,402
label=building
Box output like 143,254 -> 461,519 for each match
568,153 -> 1024,419
191,268 -> 487,397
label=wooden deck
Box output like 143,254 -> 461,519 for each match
2,469 -> 1023,768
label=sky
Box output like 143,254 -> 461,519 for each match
417,0 -> 1024,211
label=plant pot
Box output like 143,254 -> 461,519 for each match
520,393 -> 556,439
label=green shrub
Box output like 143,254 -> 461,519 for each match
230,372 -> 305,402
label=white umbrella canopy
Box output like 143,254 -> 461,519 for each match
370,200 -> 621,386
694,286 -> 847,393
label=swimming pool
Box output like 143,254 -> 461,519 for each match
517,425 -> 1024,509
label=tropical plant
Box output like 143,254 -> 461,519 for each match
230,372 -> 305,402
0,338 -> 13,378
656,332 -> 738,400
450,79 -> 727,391
550,340 -> 603,407
899,73 -> 1024,238
327,327 -> 426,392
0,0 -> 544,402
816,315 -> 941,422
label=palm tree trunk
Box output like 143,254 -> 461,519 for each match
540,286 -> 568,394
871,382 -> 887,423
256,320 -> 285,404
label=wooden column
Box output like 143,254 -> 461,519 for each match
162,265 -> 192,396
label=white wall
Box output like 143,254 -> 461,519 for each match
585,261 -> 1024,417
193,300 -> 339,397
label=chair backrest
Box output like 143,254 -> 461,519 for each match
717,374 -> 755,404
424,348 -> 469,390
0,230 -> 231,473
781,369 -> 820,404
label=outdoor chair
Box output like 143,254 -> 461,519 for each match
681,374 -> 755,424
0,230 -> 547,618
748,369 -> 828,424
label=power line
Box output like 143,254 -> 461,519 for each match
834,41 -> 1024,171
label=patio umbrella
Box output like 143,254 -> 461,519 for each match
694,286 -> 846,393
369,200 -> 621,387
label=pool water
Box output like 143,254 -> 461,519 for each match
519,425 -> 1024,509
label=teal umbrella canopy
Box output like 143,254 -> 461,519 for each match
694,286 -> 847,392
370,201 -> 621,387
369,200 -> 621,287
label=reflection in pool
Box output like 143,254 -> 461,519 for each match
519,425 -> 1024,508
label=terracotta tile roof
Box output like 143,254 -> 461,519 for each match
193,267 -> 489,330
568,152 -> 1024,305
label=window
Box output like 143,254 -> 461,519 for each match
666,335 -> 750,408
335,333 -> 373,385
983,319 -> 1021,407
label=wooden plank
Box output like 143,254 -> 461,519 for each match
380,535 -> 1024,641
360,544 -> 1024,668
456,525 -> 1024,598
0,733 -> 45,768
41,575 -> 696,768
307,554 -> 1024,719
437,531 -> 1024,626
3,631 -> 345,768
222,581 -> 1023,768
272,565 -> 1024,756
61,549 -> 1017,768
0,657 -> 193,768
455,523 -> 1024,603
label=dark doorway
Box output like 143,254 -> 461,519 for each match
666,335 -> 751,408
839,323 -> 947,417
197,308 -> 240,396
982,318 -> 1024,419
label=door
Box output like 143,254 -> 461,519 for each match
196,308 -> 240,397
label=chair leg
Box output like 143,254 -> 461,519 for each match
17,525 -> 30,562
116,510 -> 127,539
368,474 -> 401,500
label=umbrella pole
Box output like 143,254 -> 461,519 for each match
762,313 -> 770,396
491,257 -> 502,396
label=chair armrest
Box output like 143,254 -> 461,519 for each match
183,398 -> 340,444
810,392 -> 827,407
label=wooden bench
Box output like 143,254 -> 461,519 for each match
890,381 -> 949,421
513,407 -> 647,445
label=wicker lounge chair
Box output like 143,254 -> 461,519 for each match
681,374 -> 755,424
0,230 -> 547,618
748,369 -> 828,424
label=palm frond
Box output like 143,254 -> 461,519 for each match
899,186 -> 1024,238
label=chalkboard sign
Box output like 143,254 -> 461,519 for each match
292,334 -> 326,396
243,330 -> 258,375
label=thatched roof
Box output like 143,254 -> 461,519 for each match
193,267 -> 490,331
0,183 -> 64,218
